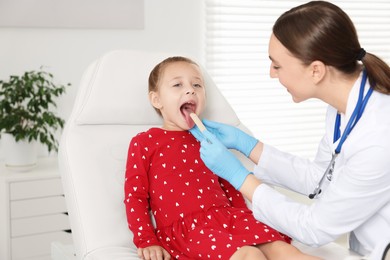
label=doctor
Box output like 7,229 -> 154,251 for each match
190,1 -> 390,259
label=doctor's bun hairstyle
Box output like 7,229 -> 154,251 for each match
148,56 -> 200,116
273,0 -> 390,94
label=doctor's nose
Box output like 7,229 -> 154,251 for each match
270,64 -> 278,78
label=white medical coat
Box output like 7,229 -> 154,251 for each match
252,72 -> 390,256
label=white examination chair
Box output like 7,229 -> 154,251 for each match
58,50 -> 360,259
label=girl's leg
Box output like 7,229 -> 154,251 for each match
257,241 -> 322,260
230,245 -> 267,260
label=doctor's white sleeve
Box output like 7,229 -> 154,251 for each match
254,140 -> 330,195
251,142 -> 390,247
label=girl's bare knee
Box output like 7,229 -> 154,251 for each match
257,241 -> 321,260
230,245 -> 267,260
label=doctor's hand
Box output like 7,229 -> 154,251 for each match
137,245 -> 171,260
198,130 -> 252,190
190,119 -> 258,157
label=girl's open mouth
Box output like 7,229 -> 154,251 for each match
180,102 -> 196,128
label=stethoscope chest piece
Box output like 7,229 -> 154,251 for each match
326,153 -> 338,181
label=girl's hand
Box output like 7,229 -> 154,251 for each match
137,246 -> 171,260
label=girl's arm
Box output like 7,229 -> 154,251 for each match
124,137 -> 162,248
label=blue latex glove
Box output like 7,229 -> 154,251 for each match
198,129 -> 252,190
190,119 -> 258,157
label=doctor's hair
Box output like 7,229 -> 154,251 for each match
148,56 -> 200,116
273,0 -> 390,94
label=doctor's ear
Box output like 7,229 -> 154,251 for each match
310,61 -> 326,84
149,91 -> 162,109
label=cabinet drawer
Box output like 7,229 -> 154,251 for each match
12,231 -> 72,260
10,178 -> 63,200
11,213 -> 70,237
11,195 -> 67,218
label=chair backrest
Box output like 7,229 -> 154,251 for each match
58,50 -> 254,259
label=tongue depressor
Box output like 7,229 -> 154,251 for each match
190,113 -> 206,132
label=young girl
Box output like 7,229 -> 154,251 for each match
124,56 -> 320,260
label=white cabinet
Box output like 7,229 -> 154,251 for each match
0,157 -> 72,260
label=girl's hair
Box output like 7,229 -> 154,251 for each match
273,1 -> 390,94
148,56 -> 199,115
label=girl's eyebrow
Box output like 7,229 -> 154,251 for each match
167,76 -> 203,83
168,76 -> 183,82
169,76 -> 203,82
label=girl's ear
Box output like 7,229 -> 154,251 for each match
149,91 -> 162,109
310,60 -> 326,84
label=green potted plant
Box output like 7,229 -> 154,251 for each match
0,68 -> 69,169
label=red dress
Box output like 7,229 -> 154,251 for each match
124,128 -> 290,259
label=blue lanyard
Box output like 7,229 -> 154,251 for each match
333,70 -> 374,154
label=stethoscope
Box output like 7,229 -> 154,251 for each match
309,70 -> 374,199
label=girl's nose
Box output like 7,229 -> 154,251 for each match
186,90 -> 195,95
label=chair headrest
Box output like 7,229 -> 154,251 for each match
73,50 -> 240,126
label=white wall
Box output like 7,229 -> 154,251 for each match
0,0 -> 204,160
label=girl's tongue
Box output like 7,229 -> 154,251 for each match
181,103 -> 196,128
